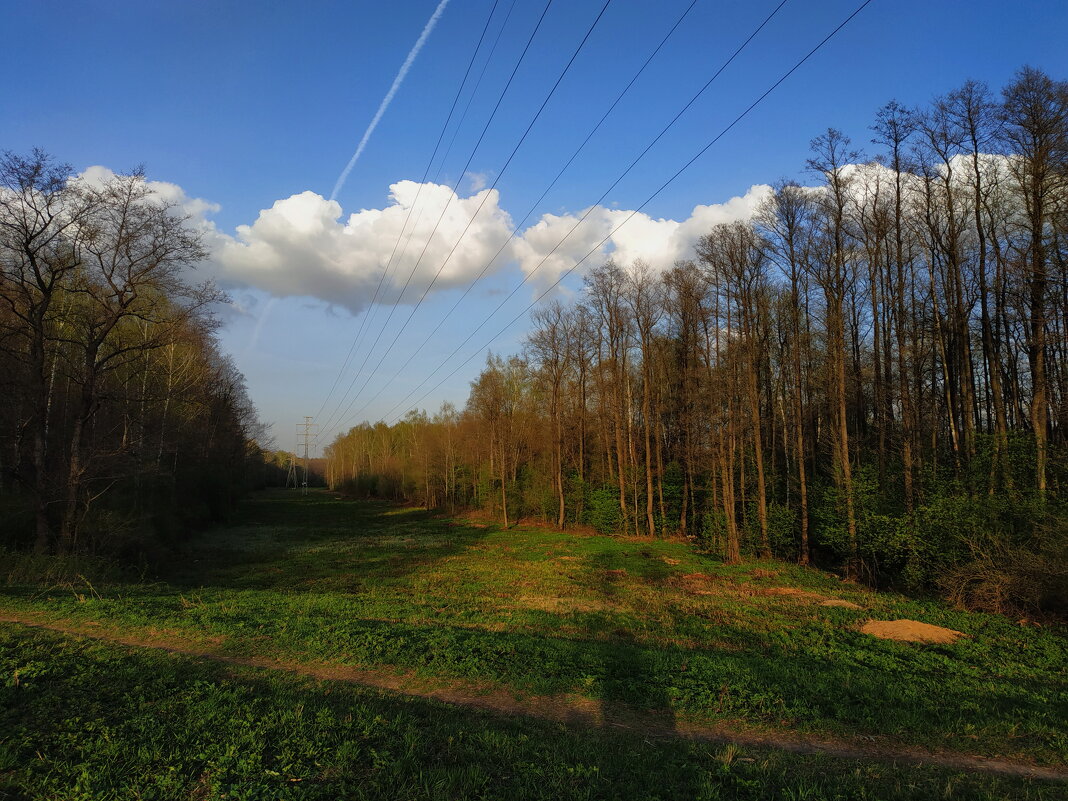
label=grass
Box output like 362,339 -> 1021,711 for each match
1,624 -> 1061,801
1,489 -> 1066,798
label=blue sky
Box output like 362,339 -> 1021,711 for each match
3,0 -> 1067,453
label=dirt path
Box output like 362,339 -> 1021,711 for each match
2,613 -> 1065,783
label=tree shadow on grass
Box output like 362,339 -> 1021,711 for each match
158,489 -> 495,593
3,491 -> 1063,764
4,624 -> 1062,800
577,550 -> 678,736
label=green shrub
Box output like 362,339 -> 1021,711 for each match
584,487 -> 622,535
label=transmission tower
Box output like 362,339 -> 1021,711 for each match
284,450 -> 298,489
296,417 -> 319,495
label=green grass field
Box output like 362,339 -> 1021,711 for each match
2,489 -> 1066,799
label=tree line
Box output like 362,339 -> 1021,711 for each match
0,151 -> 279,559
326,68 -> 1068,615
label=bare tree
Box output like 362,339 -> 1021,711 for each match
807,129 -> 862,577
622,260 -> 664,538
758,181 -> 815,563
1000,67 -> 1068,497
0,151 -> 95,550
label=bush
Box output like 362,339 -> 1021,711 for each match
938,541 -> 1068,617
584,487 -> 622,535
698,508 -> 729,555
765,502 -> 798,559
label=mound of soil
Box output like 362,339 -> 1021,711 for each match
860,619 -> 965,644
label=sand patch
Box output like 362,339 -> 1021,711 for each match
860,619 -> 965,644
821,599 -> 863,609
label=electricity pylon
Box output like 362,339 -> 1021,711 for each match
296,417 -> 318,496
284,451 -> 298,489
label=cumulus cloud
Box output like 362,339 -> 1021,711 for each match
513,184 -> 772,289
211,180 -> 515,314
74,166 -> 222,220
74,167 -> 779,315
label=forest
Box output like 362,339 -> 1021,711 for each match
0,150 -> 280,561
325,68 -> 1068,616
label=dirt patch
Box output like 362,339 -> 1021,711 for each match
601,569 -> 627,579
749,568 -> 780,579
669,577 -> 829,603
680,572 -> 715,582
512,518 -> 601,537
821,600 -> 863,609
673,572 -> 724,596
0,614 -> 1062,782
517,595 -> 612,614
751,587 -> 826,602
860,619 -> 966,644
670,573 -> 797,599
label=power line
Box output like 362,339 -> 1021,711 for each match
381,0 -> 876,426
321,0 -> 618,438
328,0 -> 614,431
333,0 -> 717,427
432,0 -> 521,183
313,0 -> 505,423
329,0 -> 789,434
317,0 -> 556,437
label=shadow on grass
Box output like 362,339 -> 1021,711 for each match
324,617 -> 1057,742
159,489 -> 494,593
3,490 -> 1065,766
4,623 -> 1062,800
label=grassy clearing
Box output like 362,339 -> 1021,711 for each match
1,623 -> 1061,801
1,489 -> 1066,797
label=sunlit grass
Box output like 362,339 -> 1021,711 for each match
1,489 -> 1065,769
4,624 -> 1059,800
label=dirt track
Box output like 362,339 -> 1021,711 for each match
2,614 -> 1065,783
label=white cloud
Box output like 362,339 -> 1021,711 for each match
73,167 -> 775,315
210,180 -> 515,314
512,184 -> 772,290
74,166 -> 222,219
465,171 -> 489,192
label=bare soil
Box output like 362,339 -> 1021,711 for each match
517,595 -> 613,613
860,619 -> 966,644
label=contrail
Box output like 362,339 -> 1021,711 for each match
330,0 -> 452,202
246,297 -> 278,353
